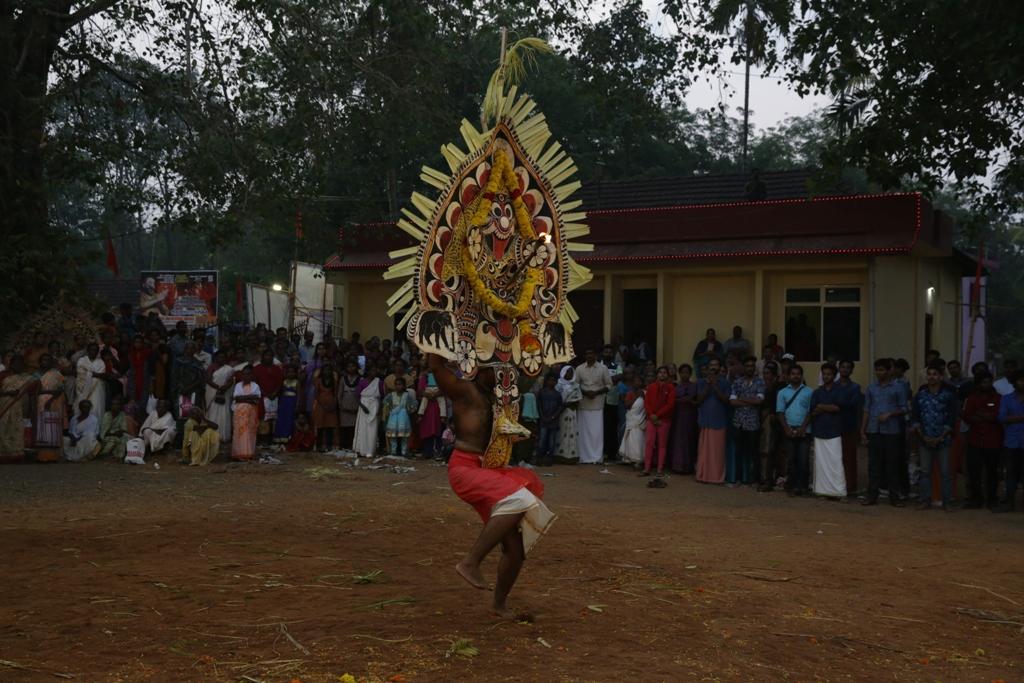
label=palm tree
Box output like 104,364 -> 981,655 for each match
709,0 -> 793,170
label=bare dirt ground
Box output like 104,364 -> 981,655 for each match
1,453 -> 1022,683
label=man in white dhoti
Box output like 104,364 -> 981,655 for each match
810,363 -> 847,498
64,400 -> 100,462
575,349 -> 613,464
75,343 -> 108,422
140,399 -> 177,454
205,351 -> 234,442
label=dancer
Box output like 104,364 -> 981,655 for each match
384,36 -> 589,619
429,354 -> 554,618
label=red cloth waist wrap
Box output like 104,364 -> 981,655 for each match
448,449 -> 545,522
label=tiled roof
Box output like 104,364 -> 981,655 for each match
323,170 -> 939,271
576,168 -> 820,211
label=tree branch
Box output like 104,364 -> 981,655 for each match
42,0 -> 122,27
54,44 -> 144,92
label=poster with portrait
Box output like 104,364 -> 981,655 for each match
139,270 -> 218,330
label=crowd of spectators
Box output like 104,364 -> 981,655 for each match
1,311 -> 1022,513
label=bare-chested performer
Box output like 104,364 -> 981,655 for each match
428,353 -> 555,618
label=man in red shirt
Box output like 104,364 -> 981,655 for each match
642,366 -> 676,483
252,350 -> 284,445
961,371 -> 1002,509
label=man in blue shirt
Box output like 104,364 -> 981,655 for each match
776,364 -> 813,496
892,358 -> 913,498
811,363 -> 846,498
730,356 -> 765,485
837,360 -> 863,495
860,358 -> 907,507
912,363 -> 957,510
995,371 -> 1024,512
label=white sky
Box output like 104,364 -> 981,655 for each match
634,0 -> 831,128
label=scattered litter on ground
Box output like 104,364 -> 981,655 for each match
598,468 -> 611,475
352,569 -> 386,584
306,467 -> 348,480
259,455 -> 284,465
323,451 -> 420,475
446,638 -> 479,658
517,460 -> 535,469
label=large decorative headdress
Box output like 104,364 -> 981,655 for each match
385,37 -> 592,467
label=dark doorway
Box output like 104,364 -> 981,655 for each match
567,290 -> 604,359
623,289 -> 657,359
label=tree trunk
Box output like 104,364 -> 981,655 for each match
0,3 -> 74,329
1,5 -> 69,237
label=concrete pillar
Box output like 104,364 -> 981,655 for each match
753,268 -> 764,352
656,272 -> 671,365
603,274 -> 614,346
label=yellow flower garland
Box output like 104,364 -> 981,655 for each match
454,149 -> 544,350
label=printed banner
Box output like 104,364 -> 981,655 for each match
140,270 -> 218,330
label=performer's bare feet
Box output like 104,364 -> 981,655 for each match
456,561 -> 489,590
490,604 -> 534,621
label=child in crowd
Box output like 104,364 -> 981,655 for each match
383,377 -> 417,456
536,373 -> 564,466
286,413 -> 317,452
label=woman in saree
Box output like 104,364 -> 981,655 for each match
231,365 -> 261,461
173,341 -> 206,415
205,350 -> 234,442
668,363 -> 699,474
618,374 -> 647,466
147,344 -> 172,413
312,361 -> 340,452
98,395 -> 131,459
273,363 -> 301,444
302,343 -> 327,413
338,359 -> 362,450
35,353 -> 67,463
353,366 -> 384,457
0,355 -> 35,463
555,365 -> 582,462
76,343 -> 108,422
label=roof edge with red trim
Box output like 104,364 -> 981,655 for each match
325,192 -> 929,271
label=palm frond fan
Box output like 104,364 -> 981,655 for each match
384,36 -> 592,467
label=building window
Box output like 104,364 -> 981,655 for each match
784,287 -> 861,362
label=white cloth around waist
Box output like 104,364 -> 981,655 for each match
490,488 -> 556,556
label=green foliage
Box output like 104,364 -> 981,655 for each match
678,0 -> 1024,216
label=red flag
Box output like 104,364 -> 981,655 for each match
105,235 -> 119,276
235,276 -> 244,311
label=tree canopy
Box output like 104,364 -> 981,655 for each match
676,0 -> 1024,217
3,0 -> 1023,348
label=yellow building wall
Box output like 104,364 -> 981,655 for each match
345,281 -> 394,343
930,258 -> 962,363
326,251 -> 962,385
666,273 -> 755,365
873,256 -> 920,370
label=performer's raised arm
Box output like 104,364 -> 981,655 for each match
427,353 -> 463,398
